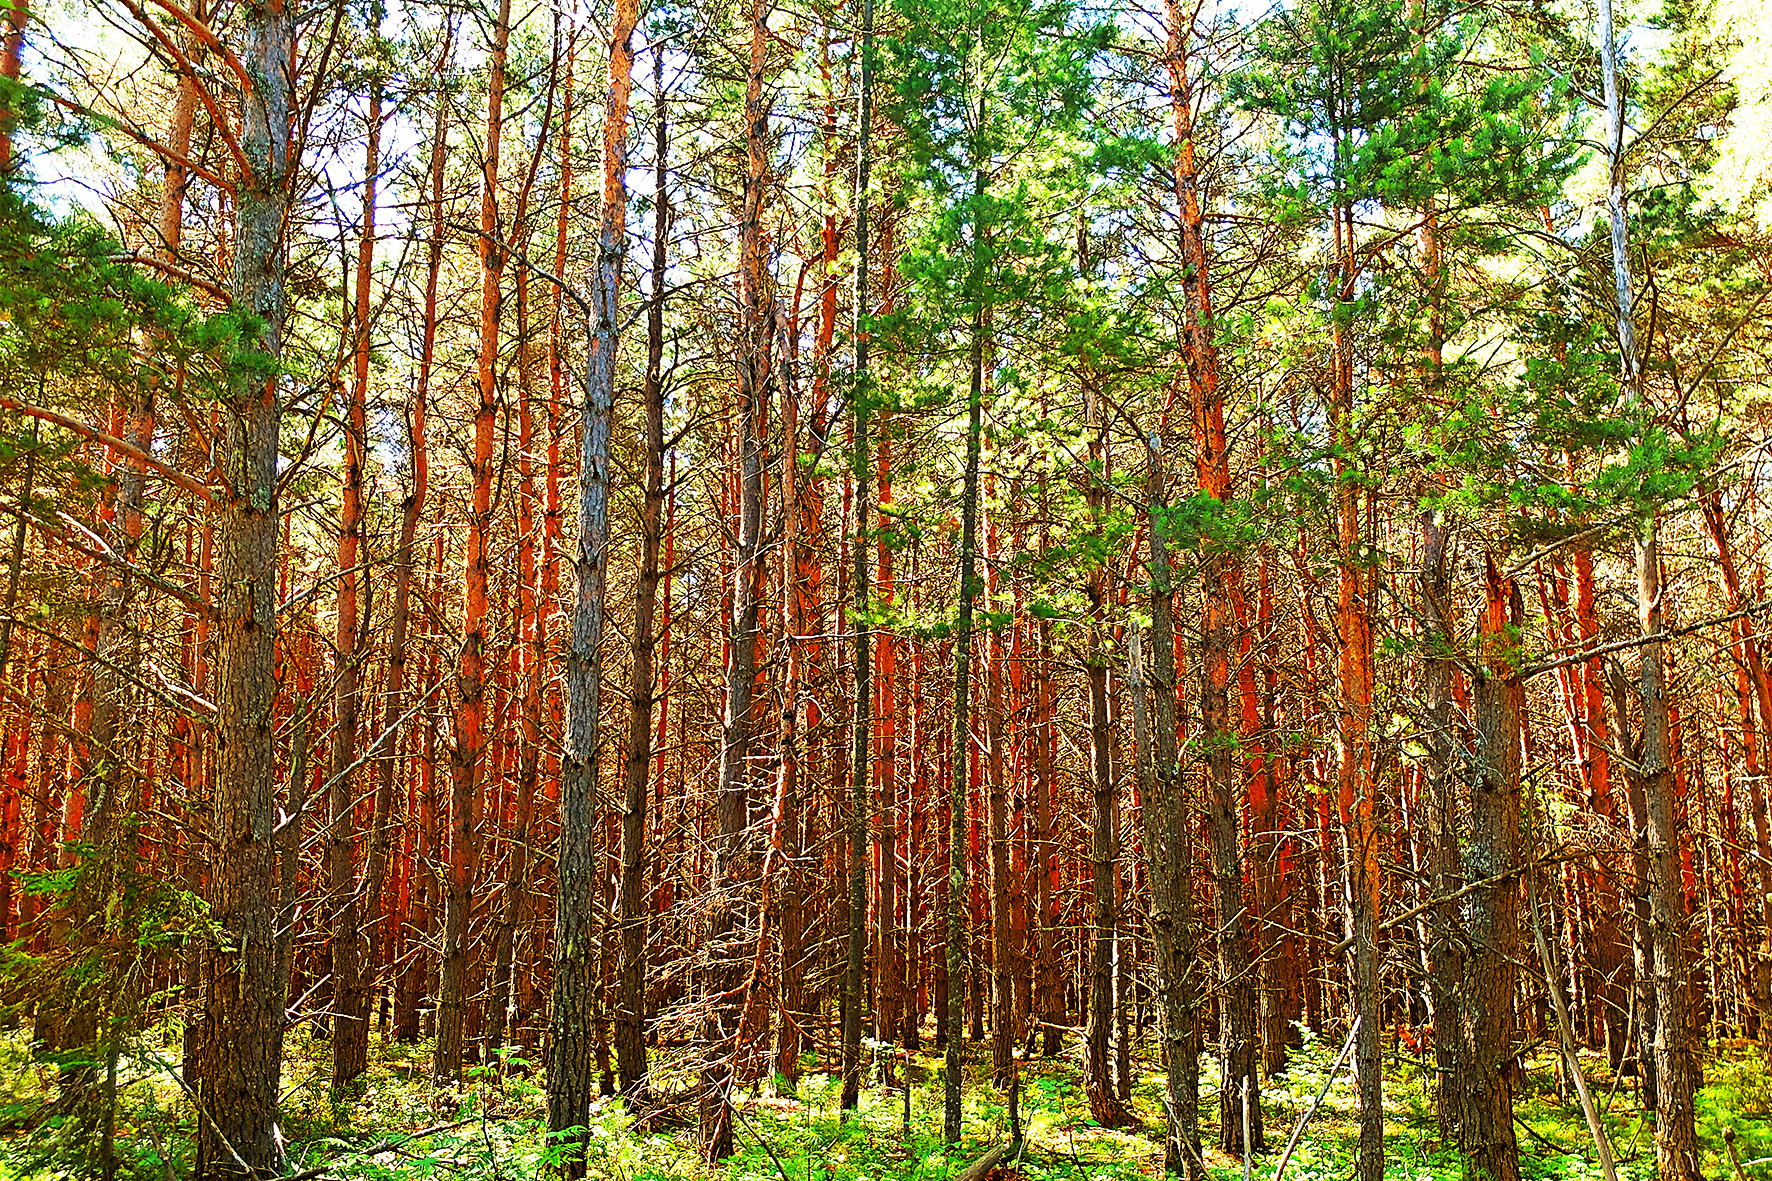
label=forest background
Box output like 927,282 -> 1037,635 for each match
0,0 -> 1770,1175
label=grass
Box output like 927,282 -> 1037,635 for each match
0,1021 -> 1765,1180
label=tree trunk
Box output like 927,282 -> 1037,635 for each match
1458,557 -> 1523,1181
876,424 -> 901,1049
943,141 -> 985,1150
616,38 -> 660,1100
437,0 -> 509,1085
1596,0 -> 1699,1164
1638,518 -> 1700,1179
842,0 -> 873,1113
1330,190 -> 1383,1181
1140,437 -> 1202,1180
1418,507 -> 1466,1136
189,0 -> 292,1169
486,42 -> 559,1060
987,595 -> 1014,1089
0,0 -> 23,173
329,65 -> 380,1091
1082,390 -> 1124,1126
550,0 -> 633,1164
703,1 -> 771,1156
388,26 -> 447,1050
1165,1 -> 1261,1148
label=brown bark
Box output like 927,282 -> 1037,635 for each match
1033,616 -> 1062,1058
986,503 -> 1014,1090
437,0 -> 509,1085
1417,506 -> 1467,1139
942,117 -> 985,1148
387,26 -> 447,1049
616,34 -> 659,1100
842,0 -> 873,1115
487,17 -> 560,1064
1139,435 -> 1202,1180
1457,556 -> 1523,1181
0,435 -> 32,690
703,0 -> 771,1156
1329,182 -> 1382,1181
0,0 -> 25,172
1596,0 -> 1698,1165
1163,0 -> 1259,1146
550,0 -> 633,1163
777,27 -> 839,1089
1082,390 -> 1125,1127
189,0 -> 293,1168
876,426 -> 901,1049
1637,518 -> 1700,1180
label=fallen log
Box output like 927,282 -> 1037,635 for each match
955,1143 -> 1012,1181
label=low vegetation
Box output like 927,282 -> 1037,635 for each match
3,1026 -> 1766,1181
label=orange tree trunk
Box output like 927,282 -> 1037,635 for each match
329,65 -> 380,1090
437,0 -> 509,1085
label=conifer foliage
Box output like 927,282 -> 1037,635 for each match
0,0 -> 1769,1175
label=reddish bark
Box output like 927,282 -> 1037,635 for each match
328,64 -> 380,1089
437,0 -> 510,1085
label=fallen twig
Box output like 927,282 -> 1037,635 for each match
278,1119 -> 476,1181
1273,1016 -> 1361,1181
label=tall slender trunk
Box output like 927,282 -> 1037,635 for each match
0,438 -> 32,693
1610,661 -> 1658,1105
1408,2 -> 1460,1126
550,0 -> 634,1164
1034,617 -> 1061,1058
1418,508 -> 1464,1134
437,0 -> 510,1084
1083,390 -> 1125,1126
487,16 -> 560,1063
771,305 -> 806,1095
616,40 -> 662,1099
703,0 -> 770,1157
1141,436 -> 1202,1179
386,23 -> 447,1050
842,0 -> 873,1114
876,427 -> 900,1049
60,328 -> 154,1180
330,62 -> 381,1091
987,571 -> 1014,1088
1638,517 -> 1700,1178
778,27 -> 838,1090
190,0 -> 292,1169
941,125 -> 986,1150
1568,499 -> 1627,1066
1460,557 -> 1523,1181
1164,0 -> 1258,1147
1329,190 -> 1382,1181
1596,0 -> 1698,1166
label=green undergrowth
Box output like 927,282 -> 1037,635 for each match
0,1024 -> 1769,1179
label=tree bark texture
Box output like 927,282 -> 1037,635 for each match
704,0 -> 771,1156
189,0 -> 292,1170
550,0 -> 632,1165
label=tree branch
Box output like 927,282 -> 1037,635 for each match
0,394 -> 215,503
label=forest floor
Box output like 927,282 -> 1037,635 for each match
3,1024 -> 1771,1180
